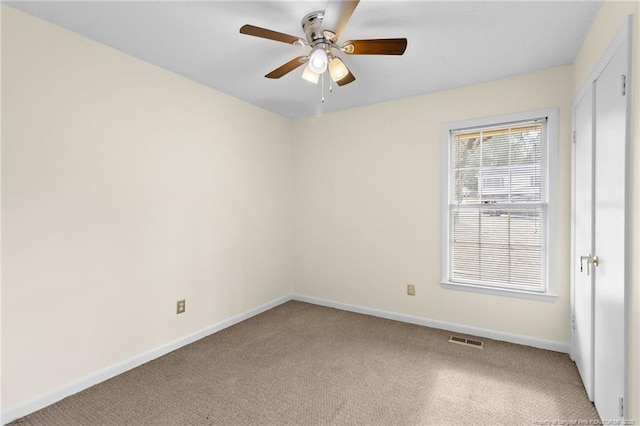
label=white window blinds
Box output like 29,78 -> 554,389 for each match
448,119 -> 547,292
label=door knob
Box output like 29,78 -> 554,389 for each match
579,254 -> 598,276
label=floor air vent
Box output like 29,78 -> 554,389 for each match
449,335 -> 484,349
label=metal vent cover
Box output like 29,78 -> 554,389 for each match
448,335 -> 484,349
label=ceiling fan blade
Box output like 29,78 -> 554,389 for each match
342,38 -> 408,55
240,24 -> 304,45
321,0 -> 360,41
265,56 -> 308,79
336,69 -> 356,87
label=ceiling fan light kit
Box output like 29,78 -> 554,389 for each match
239,0 -> 407,97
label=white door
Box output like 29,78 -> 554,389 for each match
593,40 -> 628,421
572,85 -> 594,400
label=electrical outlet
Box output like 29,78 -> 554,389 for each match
177,299 -> 186,314
407,284 -> 415,296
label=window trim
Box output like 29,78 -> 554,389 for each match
440,108 -> 558,301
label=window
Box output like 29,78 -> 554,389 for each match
441,109 -> 557,299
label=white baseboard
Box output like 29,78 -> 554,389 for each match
1,294 -> 292,425
292,294 -> 570,354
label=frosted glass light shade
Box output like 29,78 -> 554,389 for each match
301,64 -> 320,84
308,48 -> 328,73
328,57 -> 349,82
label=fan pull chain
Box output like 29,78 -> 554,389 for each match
321,72 -> 325,104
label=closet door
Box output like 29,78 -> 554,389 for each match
572,84 -> 594,401
593,37 -> 629,421
572,18 -> 631,421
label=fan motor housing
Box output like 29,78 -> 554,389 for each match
301,11 -> 328,46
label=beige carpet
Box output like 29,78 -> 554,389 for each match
12,301 -> 599,425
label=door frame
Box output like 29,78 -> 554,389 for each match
570,15 -> 632,416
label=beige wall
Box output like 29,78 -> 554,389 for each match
572,0 -> 639,419
293,66 -> 574,344
1,6 -> 293,411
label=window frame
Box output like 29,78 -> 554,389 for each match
440,108 -> 558,301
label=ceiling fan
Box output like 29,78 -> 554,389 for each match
239,0 -> 407,87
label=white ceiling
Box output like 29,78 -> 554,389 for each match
7,1 -> 602,119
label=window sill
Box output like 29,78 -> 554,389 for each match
441,281 -> 557,302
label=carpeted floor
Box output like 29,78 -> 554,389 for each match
12,301 -> 599,425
